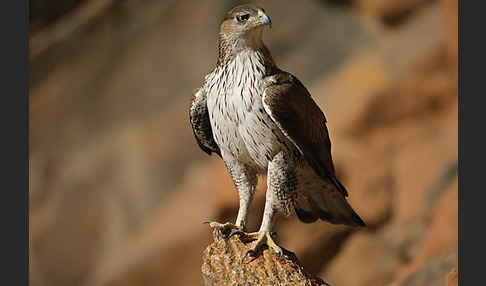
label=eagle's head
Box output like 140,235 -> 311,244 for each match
221,4 -> 271,34
218,4 -> 272,62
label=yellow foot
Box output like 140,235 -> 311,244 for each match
233,231 -> 283,262
202,220 -> 241,239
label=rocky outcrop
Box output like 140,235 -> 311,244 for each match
201,229 -> 329,286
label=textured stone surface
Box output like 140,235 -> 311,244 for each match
202,230 -> 329,286
388,249 -> 457,286
446,266 -> 458,286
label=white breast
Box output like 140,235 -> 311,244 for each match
205,50 -> 290,170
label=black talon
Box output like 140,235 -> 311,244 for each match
241,249 -> 255,263
227,230 -> 245,240
218,227 -> 230,236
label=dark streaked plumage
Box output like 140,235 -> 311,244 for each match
262,72 -> 349,198
190,88 -> 221,157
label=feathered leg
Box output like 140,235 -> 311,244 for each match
233,152 -> 296,261
205,155 -> 257,236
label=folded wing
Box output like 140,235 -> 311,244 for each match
262,72 -> 348,197
190,88 -> 221,157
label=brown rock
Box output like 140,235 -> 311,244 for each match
354,0 -> 430,24
322,232 -> 402,286
350,46 -> 457,139
446,266 -> 458,286
202,230 -> 330,286
277,221 -> 354,275
388,249 -> 457,286
394,178 -> 458,279
333,144 -> 395,229
87,163 -> 220,286
440,0 -> 458,65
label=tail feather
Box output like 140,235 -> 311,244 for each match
330,176 -> 349,197
295,208 -> 318,223
294,183 -> 365,227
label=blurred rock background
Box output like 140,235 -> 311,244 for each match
29,0 -> 458,285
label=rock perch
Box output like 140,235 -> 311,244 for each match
201,228 -> 330,286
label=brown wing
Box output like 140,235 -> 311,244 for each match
262,72 -> 348,197
190,88 -> 221,157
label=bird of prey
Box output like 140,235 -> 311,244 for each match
190,4 -> 365,259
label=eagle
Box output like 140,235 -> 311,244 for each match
190,4 -> 365,260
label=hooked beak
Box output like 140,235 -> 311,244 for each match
256,9 -> 272,29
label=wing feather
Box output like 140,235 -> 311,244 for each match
262,72 -> 348,197
190,88 -> 221,157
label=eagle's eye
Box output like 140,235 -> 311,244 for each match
236,14 -> 250,23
